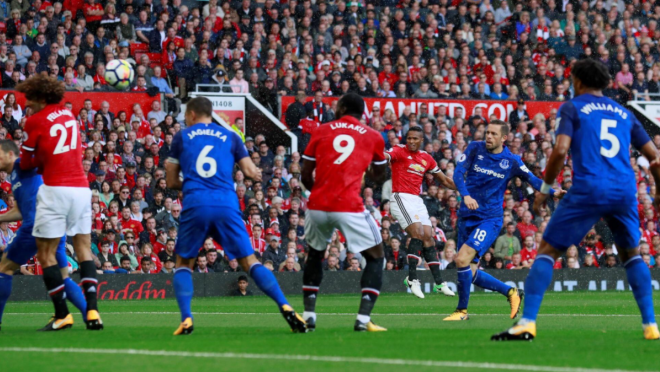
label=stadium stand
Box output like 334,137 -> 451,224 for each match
0,0 -> 659,275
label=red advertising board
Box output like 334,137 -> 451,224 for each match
281,96 -> 562,124
0,90 -> 158,118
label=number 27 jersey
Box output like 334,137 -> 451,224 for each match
303,115 -> 386,213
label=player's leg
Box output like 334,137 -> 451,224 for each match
492,202 -> 597,341
33,186 -> 72,330
0,255 -> 19,330
421,224 -> 454,296
216,207 -> 306,333
606,206 -> 658,340
444,242 -> 476,321
467,218 -> 521,318
56,238 -> 87,320
301,210 -> 334,330
66,187 -> 102,330
36,237 -> 73,331
344,211 -> 387,331
171,206 -> 208,335
390,193 -> 424,298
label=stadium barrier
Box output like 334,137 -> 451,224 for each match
0,90 -> 158,119
279,96 -> 563,125
8,269 -> 660,301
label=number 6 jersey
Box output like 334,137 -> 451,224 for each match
168,123 -> 248,209
21,104 -> 88,187
302,115 -> 386,213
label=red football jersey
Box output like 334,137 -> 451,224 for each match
387,144 -> 441,195
303,115 -> 386,213
21,105 -> 88,187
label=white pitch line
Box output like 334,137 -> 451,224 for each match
3,312 -> 640,317
0,347 -> 650,372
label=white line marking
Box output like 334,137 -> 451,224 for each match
3,312 -> 641,317
0,347 -> 650,372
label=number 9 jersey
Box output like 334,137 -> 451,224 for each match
302,115 -> 386,213
168,123 -> 248,209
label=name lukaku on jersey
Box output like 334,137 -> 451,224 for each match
330,122 -> 367,134
473,164 -> 505,179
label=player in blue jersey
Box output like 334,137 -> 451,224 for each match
444,120 -> 566,321
165,97 -> 306,335
493,59 -> 660,341
0,140 -> 87,331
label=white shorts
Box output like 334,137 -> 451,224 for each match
305,209 -> 382,253
389,192 -> 431,230
33,185 -> 92,238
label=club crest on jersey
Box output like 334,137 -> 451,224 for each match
500,159 -> 510,169
421,159 -> 427,166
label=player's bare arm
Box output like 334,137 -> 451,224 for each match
238,157 -> 262,182
301,158 -> 315,190
165,161 -> 183,190
534,134 -> 571,214
365,162 -> 388,183
0,204 -> 23,223
432,169 -> 456,190
639,141 -> 660,211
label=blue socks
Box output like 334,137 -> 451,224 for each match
64,277 -> 87,320
522,254 -> 555,322
625,256 -> 657,325
173,267 -> 193,322
456,266 -> 472,310
0,272 -> 12,324
472,270 -> 512,295
250,262 -> 288,308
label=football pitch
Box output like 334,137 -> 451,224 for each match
1,292 -> 657,372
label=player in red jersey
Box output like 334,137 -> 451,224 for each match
17,75 -> 103,331
301,93 -> 389,332
385,126 -> 457,299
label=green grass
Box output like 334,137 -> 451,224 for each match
1,292 -> 658,372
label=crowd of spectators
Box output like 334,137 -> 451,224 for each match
1,0 -> 660,275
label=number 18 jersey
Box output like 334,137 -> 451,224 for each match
303,115 -> 386,213
169,123 -> 248,209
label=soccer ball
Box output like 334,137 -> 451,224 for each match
104,59 -> 134,91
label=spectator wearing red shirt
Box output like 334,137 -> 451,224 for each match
506,252 -> 524,269
137,256 -> 158,274
0,171 -> 11,194
138,244 -> 162,273
520,236 -> 537,267
83,0 -> 104,33
120,206 -> 144,236
516,211 -> 538,240
250,225 -> 267,254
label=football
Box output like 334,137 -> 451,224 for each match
104,59 -> 134,91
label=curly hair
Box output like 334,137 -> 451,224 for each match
15,75 -> 66,104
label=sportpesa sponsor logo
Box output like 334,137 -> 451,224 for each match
473,164 -> 505,178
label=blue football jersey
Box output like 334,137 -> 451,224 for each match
556,94 -> 650,204
169,123 -> 249,209
10,159 -> 42,228
454,141 -> 545,219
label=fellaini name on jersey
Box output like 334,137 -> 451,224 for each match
473,164 -> 505,179
579,102 -> 628,119
187,128 -> 228,141
46,109 -> 74,122
329,122 -> 367,134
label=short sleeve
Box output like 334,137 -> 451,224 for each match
231,131 -> 249,162
555,101 -> 578,138
21,117 -> 39,152
386,145 -> 402,162
302,132 -> 319,161
167,131 -> 183,164
372,134 -> 387,164
631,114 -> 652,150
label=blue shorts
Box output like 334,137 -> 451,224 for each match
4,226 -> 68,269
543,197 -> 640,251
176,205 -> 253,260
457,216 -> 503,263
